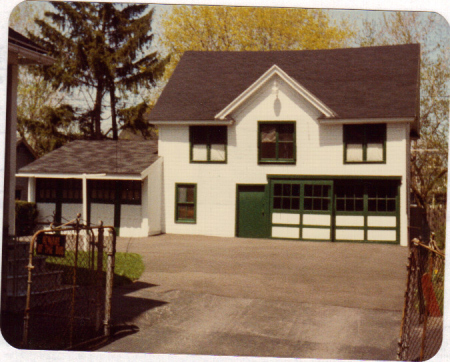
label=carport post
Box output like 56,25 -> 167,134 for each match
82,173 -> 88,225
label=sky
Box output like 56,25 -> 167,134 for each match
1,1 -> 450,362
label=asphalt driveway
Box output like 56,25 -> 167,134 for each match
96,234 -> 408,359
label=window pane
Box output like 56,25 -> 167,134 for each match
345,125 -> 364,143
292,184 -> 300,197
304,185 -> 312,197
346,144 -> 363,162
278,124 -> 294,141
209,127 -> 227,144
304,198 -> 312,210
210,144 -> 226,161
283,184 -> 291,196
282,198 -> 290,210
292,198 -> 300,210
274,184 -> 282,196
190,126 -> 207,143
355,199 -> 364,211
367,143 -> 383,161
178,205 -> 187,219
336,199 -> 345,211
366,124 -> 385,143
186,186 -> 195,202
186,205 -> 195,219
192,144 -> 208,161
278,142 -> 294,159
178,187 -> 187,203
260,142 -> 276,159
273,197 -> 282,209
260,125 -> 277,143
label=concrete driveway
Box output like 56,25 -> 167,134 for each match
96,234 -> 408,360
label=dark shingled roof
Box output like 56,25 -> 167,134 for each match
19,140 -> 158,176
147,44 -> 420,121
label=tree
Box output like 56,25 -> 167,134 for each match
16,69 -> 80,157
29,2 -> 166,140
160,5 -> 353,82
357,12 -> 449,243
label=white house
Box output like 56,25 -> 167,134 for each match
146,44 -> 421,246
18,44 -> 421,246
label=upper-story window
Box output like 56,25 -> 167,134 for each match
343,123 -> 386,163
258,122 -> 296,164
190,126 -> 227,163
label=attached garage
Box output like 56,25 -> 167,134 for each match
236,176 -> 400,244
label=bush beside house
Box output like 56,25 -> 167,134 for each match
15,200 -> 38,236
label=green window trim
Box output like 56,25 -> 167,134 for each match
271,180 -> 332,214
175,183 -> 197,223
258,121 -> 296,164
343,123 -> 386,164
190,126 -> 227,163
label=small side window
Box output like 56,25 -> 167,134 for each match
175,184 -> 197,223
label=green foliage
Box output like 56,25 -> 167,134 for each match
15,201 -> 38,236
28,2 -> 167,141
118,101 -> 157,139
45,251 -> 145,287
356,12 -> 449,214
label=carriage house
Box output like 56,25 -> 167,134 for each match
146,44 -> 421,246
18,44 -> 420,246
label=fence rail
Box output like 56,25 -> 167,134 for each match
397,237 -> 445,361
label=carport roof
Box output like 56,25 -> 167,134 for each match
18,140 -> 158,176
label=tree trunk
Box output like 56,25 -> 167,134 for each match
93,79 -> 104,140
110,82 -> 118,140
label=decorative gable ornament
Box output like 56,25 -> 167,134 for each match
214,64 -> 338,120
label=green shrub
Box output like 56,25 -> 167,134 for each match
15,200 -> 38,236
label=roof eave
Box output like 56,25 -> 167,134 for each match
318,117 -> 416,125
149,119 -> 235,126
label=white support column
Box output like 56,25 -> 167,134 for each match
82,174 -> 88,225
28,177 -> 36,203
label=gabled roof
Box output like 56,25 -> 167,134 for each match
18,140 -> 158,176
147,44 -> 420,122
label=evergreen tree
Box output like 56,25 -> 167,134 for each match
29,2 -> 166,140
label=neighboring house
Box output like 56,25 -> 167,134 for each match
4,28 -> 53,237
146,44 -> 421,246
15,136 -> 37,201
17,140 -> 162,237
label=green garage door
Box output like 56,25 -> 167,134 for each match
236,185 -> 269,238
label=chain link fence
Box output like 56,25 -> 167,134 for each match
397,237 -> 445,361
3,217 -> 116,350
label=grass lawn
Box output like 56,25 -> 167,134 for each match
45,251 -> 145,287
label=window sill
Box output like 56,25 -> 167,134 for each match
258,160 -> 296,165
175,219 -> 196,224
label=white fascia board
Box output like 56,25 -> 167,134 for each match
215,64 -> 337,120
8,43 -> 54,66
16,173 -> 142,180
318,117 -> 415,125
141,157 -> 163,178
149,120 -> 235,126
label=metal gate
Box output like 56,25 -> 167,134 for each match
22,217 -> 116,350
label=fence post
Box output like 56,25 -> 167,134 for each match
104,227 -> 115,337
69,216 -> 81,348
95,222 -> 104,332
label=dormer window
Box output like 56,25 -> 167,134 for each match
344,124 -> 386,163
190,126 -> 227,163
